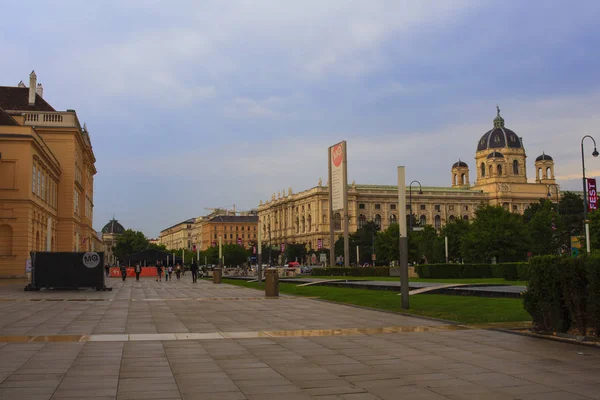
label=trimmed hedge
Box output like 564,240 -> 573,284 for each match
415,263 -> 528,280
523,255 -> 600,337
311,267 -> 390,277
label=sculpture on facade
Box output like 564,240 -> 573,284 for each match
318,178 -> 322,187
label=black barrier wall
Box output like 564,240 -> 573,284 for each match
28,252 -> 107,290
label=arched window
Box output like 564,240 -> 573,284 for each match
301,216 -> 306,233
461,174 -> 466,185
307,215 -> 312,232
295,217 -> 299,233
334,213 -> 342,231
481,162 -> 485,177
453,174 -> 457,186
0,225 -> 13,256
546,167 -> 552,178
389,214 -> 397,225
463,215 -> 469,221
538,168 -> 543,180
420,215 -> 426,226
358,214 -> 366,229
434,215 -> 441,230
513,160 -> 519,175
497,165 -> 502,176
449,215 -> 455,222
374,214 -> 381,228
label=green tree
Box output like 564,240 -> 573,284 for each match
440,218 -> 471,262
114,230 -> 149,258
410,225 -> 444,264
148,242 -> 167,252
222,244 -> 249,266
284,243 -> 307,263
461,205 -> 530,262
526,199 -> 563,256
588,209 -> 600,249
559,191 -> 584,235
375,223 -> 399,264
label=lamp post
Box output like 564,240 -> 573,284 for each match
581,135 -> 599,254
268,222 -> 272,266
409,180 -> 423,232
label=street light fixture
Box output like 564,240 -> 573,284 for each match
409,180 -> 423,232
581,135 -> 599,254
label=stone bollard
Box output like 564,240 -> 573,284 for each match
213,268 -> 222,284
265,268 -> 279,298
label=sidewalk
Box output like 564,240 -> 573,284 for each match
0,277 -> 598,400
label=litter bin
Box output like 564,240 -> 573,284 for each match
265,268 -> 279,298
213,268 -> 222,284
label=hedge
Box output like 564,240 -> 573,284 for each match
523,255 -> 600,337
311,267 -> 390,277
415,263 -> 528,280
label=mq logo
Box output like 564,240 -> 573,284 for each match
332,144 -> 343,167
82,252 -> 100,268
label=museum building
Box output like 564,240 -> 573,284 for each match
257,109 -> 560,251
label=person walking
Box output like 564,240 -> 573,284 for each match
190,262 -> 198,283
120,264 -> 127,282
104,264 -> 110,277
165,264 -> 170,281
156,262 -> 163,282
175,264 -> 181,281
134,263 -> 141,281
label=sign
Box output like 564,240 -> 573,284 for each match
82,252 -> 100,268
588,178 -> 597,212
237,238 -> 242,245
280,243 -> 285,252
571,236 -> 584,257
317,239 -> 322,249
252,246 -> 256,255
319,253 -> 327,263
311,254 -> 317,264
192,244 -> 196,251
329,141 -> 347,212
371,253 -> 376,261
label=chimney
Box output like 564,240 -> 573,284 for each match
36,83 -> 43,98
28,70 -> 37,106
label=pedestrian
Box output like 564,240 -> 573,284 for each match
165,265 -> 170,281
190,262 -> 198,283
156,263 -> 163,282
175,264 -> 181,281
134,263 -> 141,281
120,264 -> 127,282
104,264 -> 110,277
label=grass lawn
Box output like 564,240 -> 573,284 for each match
221,278 -> 531,325
301,276 -> 526,286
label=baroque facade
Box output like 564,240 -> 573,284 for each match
258,109 -> 560,250
101,218 -> 125,266
0,71 -> 99,277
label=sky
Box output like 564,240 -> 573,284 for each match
3,0 -> 600,238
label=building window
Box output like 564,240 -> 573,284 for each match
435,205 -> 440,212
481,162 -> 485,177
358,214 -> 366,229
512,204 -> 518,211
406,205 -> 411,210
464,205 -> 469,211
359,203 -> 365,209
420,205 -> 426,211
513,160 -> 519,175
32,164 -> 37,193
0,224 -> 13,256
241,226 -> 244,231
449,205 -> 454,211
374,214 -> 381,228
74,190 -> 80,215
390,204 -> 396,210
434,215 -> 441,230
419,215 -> 426,226
389,214 -> 397,225
375,204 -> 381,210
449,215 -> 455,222
463,215 -> 469,221
334,213 -> 342,231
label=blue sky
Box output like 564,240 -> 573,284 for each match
3,0 -> 600,237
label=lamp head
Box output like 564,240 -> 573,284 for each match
418,190 -> 423,195
593,148 -> 599,158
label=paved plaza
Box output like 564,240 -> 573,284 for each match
0,277 -> 599,399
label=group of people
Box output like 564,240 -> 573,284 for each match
112,261 -> 202,282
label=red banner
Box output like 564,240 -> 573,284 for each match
588,178 -> 597,212
317,239 -> 322,249
109,267 -> 158,278
280,243 -> 285,252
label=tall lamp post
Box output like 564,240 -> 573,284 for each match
268,222 -> 272,266
581,135 -> 599,254
409,180 -> 423,232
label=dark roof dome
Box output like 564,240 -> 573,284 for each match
452,159 -> 468,168
487,151 -> 504,159
536,152 -> 553,162
477,106 -> 523,152
101,219 -> 125,234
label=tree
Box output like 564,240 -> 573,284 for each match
440,218 -> 471,262
148,242 -> 167,252
375,223 -> 399,265
410,225 -> 444,264
525,199 -> 563,256
284,243 -> 307,264
114,230 -> 149,259
588,209 -> 600,249
461,205 -> 530,262
559,191 -> 584,235
222,244 -> 249,266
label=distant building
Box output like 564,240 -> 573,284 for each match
0,71 -> 98,277
100,218 -> 125,266
197,215 -> 258,251
258,108 -> 560,250
159,219 -> 195,250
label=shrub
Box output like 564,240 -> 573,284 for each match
560,257 -> 588,336
414,263 -> 523,280
311,267 -> 390,277
587,257 -> 600,337
517,263 -> 531,281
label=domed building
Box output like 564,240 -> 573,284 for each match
101,218 -> 125,266
257,106 -> 562,252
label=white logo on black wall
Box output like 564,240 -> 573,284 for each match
83,252 -> 100,268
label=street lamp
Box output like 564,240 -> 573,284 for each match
409,180 -> 423,232
581,135 -> 599,254
268,222 -> 272,266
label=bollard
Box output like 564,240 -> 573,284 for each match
213,268 -> 222,284
265,268 -> 279,298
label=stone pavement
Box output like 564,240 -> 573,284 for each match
0,277 -> 599,400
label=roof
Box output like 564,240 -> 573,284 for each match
208,215 -> 259,223
452,160 -> 468,168
0,107 -> 18,126
101,219 -> 125,234
354,184 -> 483,194
477,127 -> 522,151
0,86 -> 55,112
536,153 -> 553,161
161,218 -> 196,232
487,151 -> 504,159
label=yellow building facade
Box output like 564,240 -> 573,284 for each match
159,218 -> 195,250
0,71 -> 98,277
258,109 -> 560,250
197,215 -> 258,251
